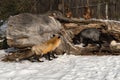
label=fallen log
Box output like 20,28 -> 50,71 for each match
52,11 -> 120,34
49,11 -> 104,24
56,16 -> 104,24
1,49 -> 32,62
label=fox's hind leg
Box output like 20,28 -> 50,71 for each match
29,54 -> 44,62
50,52 -> 57,58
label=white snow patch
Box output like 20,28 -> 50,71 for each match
74,43 -> 84,48
0,22 -> 7,37
0,22 -> 7,32
0,50 -> 120,80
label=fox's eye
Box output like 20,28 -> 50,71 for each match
53,34 -> 55,37
50,34 -> 55,38
58,36 -> 60,38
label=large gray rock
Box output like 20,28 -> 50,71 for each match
6,13 -> 63,48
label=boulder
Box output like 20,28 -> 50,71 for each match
6,13 -> 63,48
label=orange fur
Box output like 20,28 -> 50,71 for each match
83,6 -> 91,20
66,11 -> 72,18
31,35 -> 61,56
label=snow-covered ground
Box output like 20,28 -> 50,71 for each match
0,50 -> 120,80
0,19 -> 120,80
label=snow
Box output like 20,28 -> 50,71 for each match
0,21 -> 7,38
0,19 -> 120,80
0,50 -> 120,80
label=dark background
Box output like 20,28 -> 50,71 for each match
0,0 -> 120,20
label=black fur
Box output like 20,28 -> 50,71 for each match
29,52 -> 57,62
44,52 -> 57,60
72,28 -> 115,48
73,28 -> 103,48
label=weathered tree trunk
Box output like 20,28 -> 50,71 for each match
55,15 -> 120,37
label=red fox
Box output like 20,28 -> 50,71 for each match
31,34 -> 61,62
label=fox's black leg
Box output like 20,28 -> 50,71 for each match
36,55 -> 43,62
44,53 -> 52,61
50,52 -> 57,58
29,55 -> 43,62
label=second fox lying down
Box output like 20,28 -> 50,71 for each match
72,28 -> 115,48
